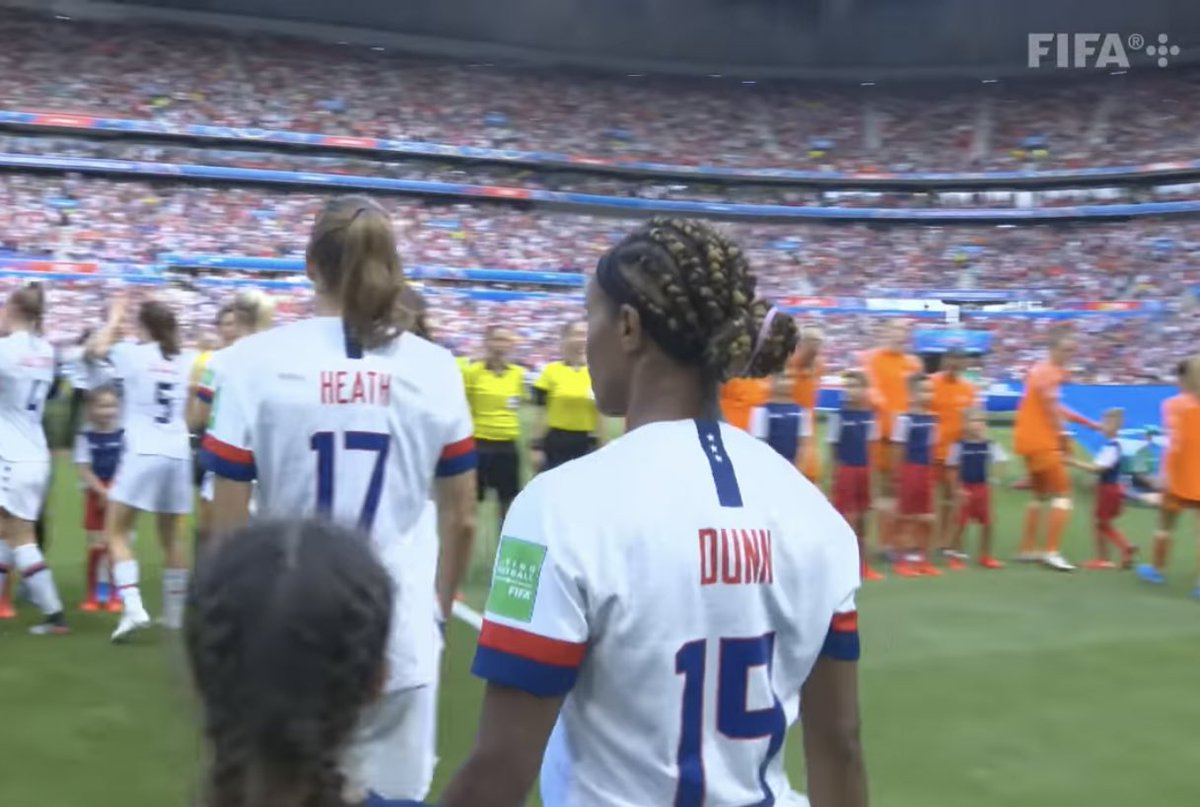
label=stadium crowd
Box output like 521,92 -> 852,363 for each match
4,173 -> 1200,300
4,133 -> 1193,210
1,10 -> 1200,173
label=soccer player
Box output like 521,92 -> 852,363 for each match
864,321 -> 922,552
531,320 -> 601,472
201,195 -> 478,802
0,283 -> 68,635
946,409 -> 1006,569
829,369 -> 883,581
930,348 -> 977,550
1013,328 -> 1101,571
464,325 -> 525,522
87,294 -> 197,640
1069,408 -> 1135,570
892,374 -> 940,577
187,290 -> 275,552
791,324 -> 825,482
443,218 -> 867,807
74,384 -> 125,611
186,519 -> 431,807
719,373 -> 769,431
1137,357 -> 1200,594
749,367 -> 810,468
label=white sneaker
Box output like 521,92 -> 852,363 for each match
111,607 -> 152,642
1043,552 -> 1076,572
1014,551 -> 1046,563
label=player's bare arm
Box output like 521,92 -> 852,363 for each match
435,471 -> 477,621
442,684 -> 565,807
210,476 -> 253,537
802,655 -> 869,807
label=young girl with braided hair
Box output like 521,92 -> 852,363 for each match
186,519 -> 429,807
446,218 -> 868,807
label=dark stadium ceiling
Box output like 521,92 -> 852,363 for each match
31,0 -> 1200,76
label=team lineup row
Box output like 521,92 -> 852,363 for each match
0,201 -> 865,807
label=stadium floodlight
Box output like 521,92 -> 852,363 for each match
860,81 -> 876,86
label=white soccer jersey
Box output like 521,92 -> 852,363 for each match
0,331 -> 55,462
201,317 -> 477,691
106,342 -> 196,459
474,419 -> 861,807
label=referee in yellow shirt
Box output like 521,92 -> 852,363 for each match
531,321 -> 600,471
464,325 -> 526,520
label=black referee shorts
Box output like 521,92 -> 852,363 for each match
476,439 -> 520,505
543,428 -> 596,471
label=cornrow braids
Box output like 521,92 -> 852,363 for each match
598,217 -> 798,382
187,520 -> 393,807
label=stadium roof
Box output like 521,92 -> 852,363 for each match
19,0 -> 1200,77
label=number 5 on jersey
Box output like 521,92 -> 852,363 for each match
310,430 -> 389,530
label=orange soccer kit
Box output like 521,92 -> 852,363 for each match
931,371 -> 978,475
1013,361 -> 1095,556
792,356 -> 824,481
720,377 -> 769,433
864,348 -> 922,473
1162,392 -> 1200,512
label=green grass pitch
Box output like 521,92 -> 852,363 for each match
2,427 -> 1198,807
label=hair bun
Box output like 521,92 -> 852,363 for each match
741,302 -> 799,379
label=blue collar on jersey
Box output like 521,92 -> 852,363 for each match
343,320 -> 364,359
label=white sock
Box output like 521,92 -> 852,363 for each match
113,559 -> 144,615
13,543 -> 63,616
0,540 -> 12,595
161,567 -> 190,629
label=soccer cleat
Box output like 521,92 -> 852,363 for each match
1083,559 -> 1115,570
111,606 -> 152,642
862,565 -> 886,582
80,599 -> 100,613
105,598 -> 123,614
0,599 -> 14,619
29,613 -> 70,636
978,556 -> 1005,570
916,562 -> 943,577
1042,553 -> 1076,572
1136,564 -> 1167,585
946,557 -> 968,571
893,561 -> 922,578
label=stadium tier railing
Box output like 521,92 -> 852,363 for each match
6,152 -> 1200,223
3,109 -> 1198,190
0,258 -> 1169,318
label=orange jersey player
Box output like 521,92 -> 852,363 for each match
1012,328 -> 1101,572
930,349 -> 978,550
791,325 -> 824,483
863,321 -> 922,549
1137,357 -> 1200,596
719,376 -> 769,432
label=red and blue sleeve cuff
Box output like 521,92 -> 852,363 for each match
196,386 -> 214,404
200,434 -> 257,482
472,620 -> 585,697
820,611 -> 860,662
436,436 -> 478,477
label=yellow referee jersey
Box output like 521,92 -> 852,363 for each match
465,362 -> 525,442
534,361 -> 597,433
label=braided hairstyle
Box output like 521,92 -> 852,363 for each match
186,520 -> 393,807
596,218 -> 797,382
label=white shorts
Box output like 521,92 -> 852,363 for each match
343,682 -> 439,801
0,459 -> 50,522
109,453 -> 193,515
